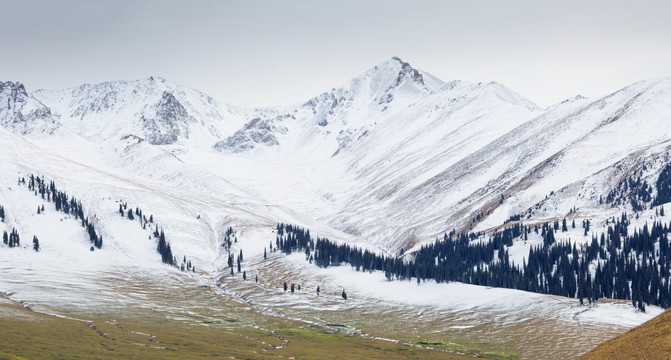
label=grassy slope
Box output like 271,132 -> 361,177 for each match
0,298 -> 481,360
581,308 -> 671,360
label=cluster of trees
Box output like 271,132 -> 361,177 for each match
221,226 -> 236,252
156,228 -> 173,265
603,162 -> 671,212
180,255 -> 194,272
276,215 -> 671,310
118,203 -> 153,229
3,228 -> 20,247
604,174 -> 653,212
226,244 -> 244,275
119,201 -> 179,266
21,174 -> 103,250
654,163 -> 671,206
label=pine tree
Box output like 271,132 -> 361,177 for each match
119,204 -> 124,216
341,290 -> 347,301
127,209 -> 134,220
317,286 -> 320,295
291,283 -> 295,293
264,247 -> 267,259
243,271 -> 247,280
284,282 -> 288,292
32,236 -> 39,251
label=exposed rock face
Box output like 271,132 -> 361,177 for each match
141,91 -> 195,145
214,115 -> 289,152
0,81 -> 59,135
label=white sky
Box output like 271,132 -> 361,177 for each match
2,0 -> 670,108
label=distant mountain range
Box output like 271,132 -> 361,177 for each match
2,57 -> 671,254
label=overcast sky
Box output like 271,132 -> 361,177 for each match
2,0 -> 670,107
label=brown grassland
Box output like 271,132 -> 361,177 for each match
0,297 -> 482,360
581,308 -> 671,360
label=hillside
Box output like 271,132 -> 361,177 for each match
582,307 -> 671,360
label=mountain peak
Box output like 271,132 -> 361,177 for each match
0,80 -> 59,135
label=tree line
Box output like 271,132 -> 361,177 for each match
275,215 -> 671,310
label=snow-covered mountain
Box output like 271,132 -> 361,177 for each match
33,76 -> 271,147
5,58 -> 671,254
214,56 -> 444,155
2,58 -> 671,358
7,60 -> 671,252
0,81 -> 59,135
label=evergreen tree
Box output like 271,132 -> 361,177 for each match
284,282 -> 288,292
342,290 -> 347,301
127,209 -> 134,220
32,236 -> 39,251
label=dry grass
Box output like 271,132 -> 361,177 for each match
0,297 -> 473,360
581,308 -> 671,360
